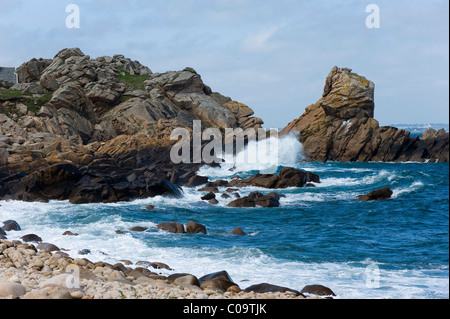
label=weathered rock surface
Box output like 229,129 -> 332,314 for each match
280,66 -> 449,162
0,48 -> 264,203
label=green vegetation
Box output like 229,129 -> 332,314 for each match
0,89 -> 23,99
0,89 -> 53,114
117,66 -> 150,91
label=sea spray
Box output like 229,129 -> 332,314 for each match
198,133 -> 304,178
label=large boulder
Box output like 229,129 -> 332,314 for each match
185,221 -> 207,234
157,222 -> 185,234
280,66 -> 449,162
198,271 -> 238,291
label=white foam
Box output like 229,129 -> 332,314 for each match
392,182 -> 425,198
1,199 -> 448,298
198,133 -> 304,178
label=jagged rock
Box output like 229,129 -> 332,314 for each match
16,58 -> 52,83
280,66 -> 449,162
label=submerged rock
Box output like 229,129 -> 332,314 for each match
357,187 -> 393,201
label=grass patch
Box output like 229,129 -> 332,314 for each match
117,66 -> 150,91
0,89 -> 23,100
0,89 -> 53,114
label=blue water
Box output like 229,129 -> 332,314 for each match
1,135 -> 449,299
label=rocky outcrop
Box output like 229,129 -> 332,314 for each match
280,66 -> 449,162
0,48 -> 265,202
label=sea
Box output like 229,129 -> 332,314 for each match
0,124 -> 448,299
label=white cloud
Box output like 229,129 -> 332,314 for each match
241,24 -> 286,52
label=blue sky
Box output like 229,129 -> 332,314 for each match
0,0 -> 448,128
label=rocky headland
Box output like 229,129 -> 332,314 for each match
0,48 -> 265,203
1,50 -> 448,203
280,66 -> 449,162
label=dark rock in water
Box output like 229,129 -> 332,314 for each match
300,284 -> 336,297
244,283 -> 303,296
201,192 -> 216,200
185,221 -> 207,234
208,198 -> 219,205
227,191 -> 280,208
150,262 -> 172,270
69,177 -> 181,204
62,230 -> 79,236
129,226 -> 148,232
357,187 -> 393,201
205,180 -> 230,188
37,242 -> 60,252
280,66 -> 449,162
198,186 -> 219,193
157,222 -> 185,234
2,220 -> 21,231
145,205 -> 155,210
231,227 -> 246,235
0,235 -> 6,240
21,234 -> 43,243
235,167 -> 319,189
0,227 -> 6,236
78,249 -> 91,255
185,175 -> 209,187
146,179 -> 183,198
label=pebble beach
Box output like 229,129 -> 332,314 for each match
0,234 -> 316,300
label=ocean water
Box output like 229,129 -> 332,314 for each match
0,133 -> 448,299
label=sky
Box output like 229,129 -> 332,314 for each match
0,0 -> 448,129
